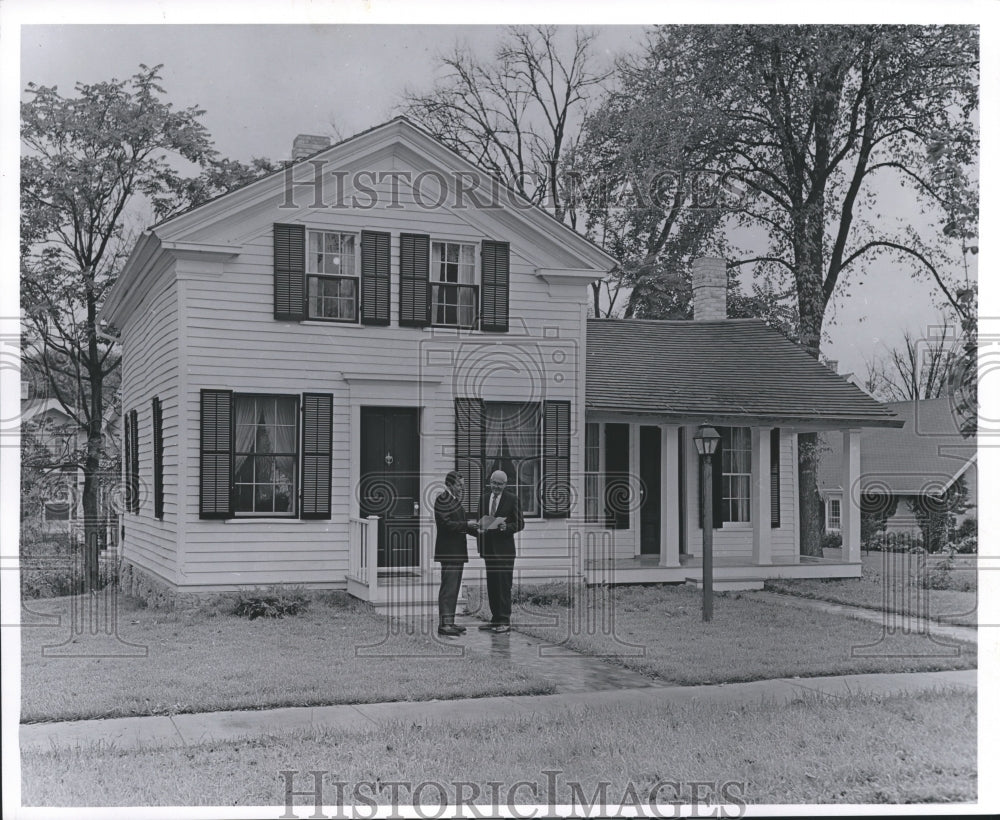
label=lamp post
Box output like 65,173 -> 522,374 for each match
693,425 -> 721,622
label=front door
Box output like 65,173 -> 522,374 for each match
360,407 -> 420,568
639,425 -> 661,555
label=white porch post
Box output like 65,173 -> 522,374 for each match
751,427 -> 772,565
660,424 -> 680,567
842,428 -> 862,562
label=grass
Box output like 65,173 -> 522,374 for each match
765,552 -> 978,627
21,592 -> 554,723
481,583 -> 977,685
21,689 -> 976,806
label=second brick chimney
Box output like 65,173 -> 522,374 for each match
691,257 -> 727,321
292,134 -> 332,161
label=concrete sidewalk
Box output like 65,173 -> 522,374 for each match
20,669 -> 975,754
750,590 -> 978,644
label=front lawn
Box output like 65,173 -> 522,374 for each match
765,552 -> 978,626
21,689 -> 976,806
487,583 -> 976,685
21,593 -> 554,723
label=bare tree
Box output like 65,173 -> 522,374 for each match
864,318 -> 962,402
400,26 -> 609,224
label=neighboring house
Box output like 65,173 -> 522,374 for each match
818,397 -> 977,537
99,117 -> 902,605
21,394 -> 122,543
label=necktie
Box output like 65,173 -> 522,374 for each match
490,494 -> 499,517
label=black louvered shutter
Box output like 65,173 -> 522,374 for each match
455,398 -> 485,509
274,223 -> 306,320
360,230 -> 390,325
481,240 -> 510,332
123,410 -> 133,514
542,401 -> 571,517
200,390 -> 233,519
770,428 -> 780,528
152,397 -> 164,519
697,431 -> 724,529
129,409 -> 139,514
301,393 -> 333,519
399,233 -> 430,327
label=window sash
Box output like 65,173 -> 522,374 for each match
307,274 -> 359,321
721,427 -> 751,523
828,498 -> 842,530
307,231 -> 357,276
485,402 -> 541,517
431,283 -> 478,328
233,395 -> 299,516
432,241 -> 476,284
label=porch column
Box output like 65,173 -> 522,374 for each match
842,428 -> 862,562
751,427 -> 772,565
660,424 -> 680,567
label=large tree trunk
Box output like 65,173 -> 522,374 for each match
797,432 -> 825,558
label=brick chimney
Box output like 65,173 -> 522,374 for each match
824,359 -> 839,373
292,134 -> 332,161
691,257 -> 727,321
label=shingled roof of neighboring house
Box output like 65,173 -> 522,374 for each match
585,318 -> 903,427
818,397 -> 977,495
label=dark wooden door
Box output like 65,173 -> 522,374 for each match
360,407 -> 420,568
639,425 -> 661,555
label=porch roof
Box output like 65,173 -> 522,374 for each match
586,318 -> 903,427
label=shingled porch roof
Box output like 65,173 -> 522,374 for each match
585,319 -> 903,428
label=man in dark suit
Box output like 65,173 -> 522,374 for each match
433,471 -> 478,637
477,470 -> 524,633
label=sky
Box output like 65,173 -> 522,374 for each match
11,16 -> 986,381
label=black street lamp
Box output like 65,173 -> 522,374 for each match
693,425 -> 721,622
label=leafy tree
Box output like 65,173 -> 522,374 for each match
911,475 -> 969,552
21,64 -> 273,588
604,26 -> 978,555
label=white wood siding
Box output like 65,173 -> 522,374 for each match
120,272 -> 180,584
176,174 -> 591,589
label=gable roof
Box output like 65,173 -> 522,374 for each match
818,397 -> 977,494
101,117 -> 617,326
586,318 -> 902,427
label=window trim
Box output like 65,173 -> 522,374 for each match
720,426 -> 751,525
827,496 -> 842,531
430,240 -> 479,329
484,400 -> 542,519
305,229 -> 361,323
232,392 -> 301,518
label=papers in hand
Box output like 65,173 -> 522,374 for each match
477,515 -> 504,531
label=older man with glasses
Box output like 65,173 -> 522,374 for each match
476,470 -> 524,633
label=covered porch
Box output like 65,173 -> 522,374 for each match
576,418 -> 869,588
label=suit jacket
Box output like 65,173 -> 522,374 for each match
433,491 -> 476,563
478,490 -> 524,559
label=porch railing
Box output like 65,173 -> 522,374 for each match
348,515 -> 379,590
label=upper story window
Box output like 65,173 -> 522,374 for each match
431,241 -> 477,328
307,230 -> 359,322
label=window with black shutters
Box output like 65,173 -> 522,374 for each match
128,408 -> 139,514
199,390 -> 333,520
360,230 -> 390,325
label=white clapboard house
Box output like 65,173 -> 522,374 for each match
99,117 -> 902,606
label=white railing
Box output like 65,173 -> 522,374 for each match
348,515 -> 380,592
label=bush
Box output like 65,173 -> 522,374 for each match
822,532 -> 842,551
511,581 -> 575,608
21,556 -> 118,599
231,585 -> 309,619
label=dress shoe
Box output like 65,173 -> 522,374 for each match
478,623 -> 498,630
453,624 -> 467,633
492,624 -> 511,634
437,624 -> 462,637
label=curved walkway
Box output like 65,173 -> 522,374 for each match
20,668 -> 975,753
